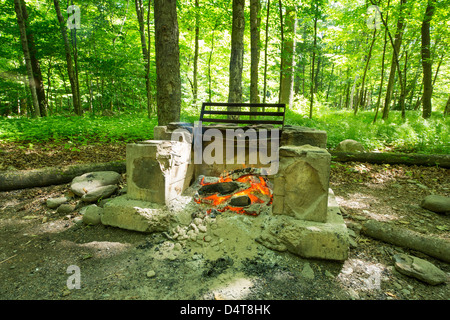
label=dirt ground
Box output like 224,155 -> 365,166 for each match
0,142 -> 449,301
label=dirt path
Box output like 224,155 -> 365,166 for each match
0,142 -> 449,300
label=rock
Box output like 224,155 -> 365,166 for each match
101,195 -> 172,233
420,195 -> 450,214
70,171 -> 121,197
56,204 -> 76,214
393,253 -> 448,285
301,263 -> 315,280
81,185 -> 118,203
335,139 -> 365,152
82,205 -> 103,225
46,196 -> 70,209
146,270 -> 156,278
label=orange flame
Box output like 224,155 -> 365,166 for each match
195,172 -> 273,215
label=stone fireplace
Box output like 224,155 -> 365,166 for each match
100,123 -> 349,261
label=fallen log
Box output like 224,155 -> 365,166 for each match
0,161 -> 126,192
361,219 -> 450,263
330,151 -> 450,168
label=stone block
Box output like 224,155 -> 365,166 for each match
101,195 -> 172,233
274,145 -> 330,222
281,126 -> 327,148
153,125 -> 193,143
126,140 -> 192,205
257,189 -> 349,261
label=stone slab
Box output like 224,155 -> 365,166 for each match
273,145 -> 331,222
101,195 -> 172,233
257,189 -> 349,261
126,140 -> 191,205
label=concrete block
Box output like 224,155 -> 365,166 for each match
275,145 -> 331,222
281,126 -> 327,148
101,195 -> 172,233
126,140 -> 191,205
257,189 -> 349,261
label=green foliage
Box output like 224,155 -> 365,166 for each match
1,108 -> 448,155
0,113 -> 158,144
286,99 -> 450,154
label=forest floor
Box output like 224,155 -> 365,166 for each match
0,141 -> 449,301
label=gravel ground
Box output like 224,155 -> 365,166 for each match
0,143 -> 449,301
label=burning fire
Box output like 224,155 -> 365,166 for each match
194,170 -> 273,216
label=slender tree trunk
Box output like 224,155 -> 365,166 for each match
262,0 -> 270,104
356,28 -> 377,115
193,0 -> 200,107
228,0 -> 245,118
53,0 -> 82,115
421,0 -> 436,119
14,0 -> 40,118
20,0 -> 47,116
207,22 -> 218,102
326,63 -> 334,102
309,12 -> 317,119
277,0 -> 284,103
279,5 -> 296,107
400,50 -> 408,118
444,95 -> 450,117
250,0 -> 261,110
135,0 -> 152,118
154,0 -> 181,125
382,0 -> 406,120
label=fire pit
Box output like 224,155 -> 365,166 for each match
100,120 -> 349,261
194,167 -> 273,216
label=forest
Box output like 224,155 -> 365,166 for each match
0,0 -> 448,154
1,0 -> 450,302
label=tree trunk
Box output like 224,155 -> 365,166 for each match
250,0 -> 261,109
193,0 -> 200,107
14,0 -> 40,118
325,63 -> 334,102
330,151 -> 450,168
421,0 -> 436,119
135,0 -> 152,118
444,95 -> 450,117
382,0 -> 406,120
53,0 -> 82,116
154,0 -> 181,125
279,5 -> 296,107
356,28 -> 377,115
207,21 -> 218,102
20,0 -> 47,116
361,220 -> 450,263
309,12 -> 318,119
262,0 -> 270,104
228,0 -> 245,109
0,161 -> 126,192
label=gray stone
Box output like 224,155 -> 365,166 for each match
393,253 -> 448,285
81,185 -> 118,203
420,195 -> 450,214
71,171 -> 121,197
335,139 -> 364,152
126,141 -> 192,205
56,204 -> 76,214
101,195 -> 172,233
273,145 -> 331,222
46,196 -> 69,209
280,126 -> 327,149
301,263 -> 315,280
82,205 -> 103,225
257,190 -> 349,261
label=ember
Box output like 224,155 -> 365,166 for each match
194,168 -> 273,216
